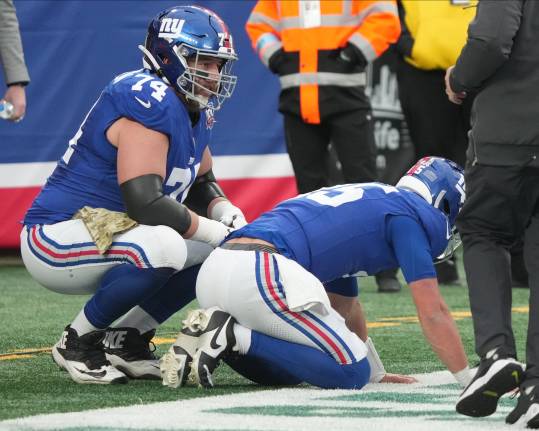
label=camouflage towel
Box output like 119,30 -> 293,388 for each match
73,207 -> 137,254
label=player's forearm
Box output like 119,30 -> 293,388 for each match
409,278 -> 469,381
417,306 -> 468,373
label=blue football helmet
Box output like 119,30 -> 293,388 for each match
140,5 -> 238,110
396,157 -> 465,227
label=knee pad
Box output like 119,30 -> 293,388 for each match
128,225 -> 187,271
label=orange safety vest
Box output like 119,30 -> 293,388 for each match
246,0 -> 400,124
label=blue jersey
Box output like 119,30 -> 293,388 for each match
228,183 -> 450,283
24,69 -> 212,225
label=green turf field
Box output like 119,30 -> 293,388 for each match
0,260 -> 530,423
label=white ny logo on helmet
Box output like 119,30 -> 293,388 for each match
159,18 -> 185,39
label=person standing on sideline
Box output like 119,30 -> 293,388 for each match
446,0 -> 539,427
0,0 -> 30,122
246,0 -> 403,293
394,0 -> 476,285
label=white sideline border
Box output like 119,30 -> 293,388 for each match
0,155 -> 295,188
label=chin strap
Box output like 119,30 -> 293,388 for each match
138,45 -> 172,85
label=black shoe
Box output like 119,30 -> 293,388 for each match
506,384 -> 539,428
375,269 -> 402,293
435,258 -> 460,285
456,347 -> 524,417
52,325 -> 128,384
188,307 -> 237,388
103,327 -> 160,380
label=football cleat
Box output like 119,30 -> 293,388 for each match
103,327 -> 160,380
160,310 -> 209,388
456,347 -> 524,417
506,385 -> 539,428
52,325 -> 128,385
188,306 -> 237,388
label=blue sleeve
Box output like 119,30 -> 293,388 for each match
111,73 -> 178,137
387,215 -> 436,283
324,277 -> 359,297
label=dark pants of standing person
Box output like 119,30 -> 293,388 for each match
397,59 -> 471,167
284,109 -> 377,193
397,59 -> 473,284
456,164 -> 539,382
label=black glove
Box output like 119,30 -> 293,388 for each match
339,43 -> 368,68
268,48 -> 286,74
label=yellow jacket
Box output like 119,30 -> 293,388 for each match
399,0 -> 476,70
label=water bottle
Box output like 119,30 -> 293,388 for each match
0,101 -> 14,120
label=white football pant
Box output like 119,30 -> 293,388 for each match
20,220 -> 213,295
197,247 -> 367,365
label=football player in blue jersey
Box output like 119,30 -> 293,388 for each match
19,6 -> 246,384
161,157 -> 472,390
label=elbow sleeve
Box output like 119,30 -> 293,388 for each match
120,174 -> 191,234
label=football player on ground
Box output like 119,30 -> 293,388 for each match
162,157 -> 472,390
20,6 -> 246,384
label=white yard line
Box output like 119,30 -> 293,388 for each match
0,370 -> 520,431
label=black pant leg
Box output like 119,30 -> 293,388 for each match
523,168 -> 539,380
329,109 -> 377,183
283,113 -> 330,193
397,60 -> 470,166
456,165 -> 521,358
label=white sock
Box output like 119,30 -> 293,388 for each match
112,306 -> 159,334
71,309 -> 100,335
233,323 -> 252,355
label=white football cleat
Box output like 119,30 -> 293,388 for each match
160,309 -> 210,388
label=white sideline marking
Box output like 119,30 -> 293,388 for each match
0,155 -> 294,188
0,370 -> 520,431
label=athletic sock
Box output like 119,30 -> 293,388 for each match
71,309 -> 100,336
111,305 -> 160,334
246,329 -> 370,389
233,323 -> 252,354
83,264 -> 174,329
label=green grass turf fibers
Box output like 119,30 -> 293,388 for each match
0,258 -> 530,421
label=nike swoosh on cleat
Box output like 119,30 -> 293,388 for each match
209,317 -> 231,351
135,96 -> 151,109
73,367 -> 107,378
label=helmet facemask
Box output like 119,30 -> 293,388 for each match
175,46 -> 237,111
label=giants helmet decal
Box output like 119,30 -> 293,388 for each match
140,5 -> 238,110
396,156 -> 465,226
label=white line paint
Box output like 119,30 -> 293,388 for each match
0,371 -> 517,431
0,154 -> 295,188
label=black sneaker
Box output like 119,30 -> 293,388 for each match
52,325 -> 128,384
506,384 -> 539,428
160,310 -> 209,388
188,307 -> 237,388
375,269 -> 402,293
456,347 -> 524,417
103,327 -> 160,380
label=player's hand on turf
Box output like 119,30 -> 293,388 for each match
380,373 -> 418,384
